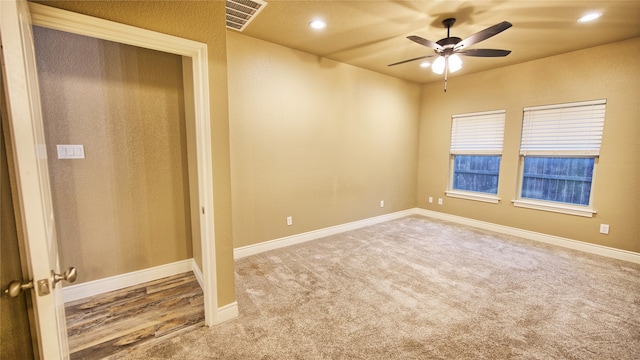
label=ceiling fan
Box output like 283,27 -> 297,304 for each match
389,18 -> 512,91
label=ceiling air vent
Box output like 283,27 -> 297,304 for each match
226,0 -> 268,32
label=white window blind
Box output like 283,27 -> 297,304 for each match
450,110 -> 505,155
520,99 -> 606,156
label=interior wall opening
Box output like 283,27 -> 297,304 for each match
33,25 -> 199,285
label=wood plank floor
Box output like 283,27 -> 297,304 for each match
65,272 -> 205,360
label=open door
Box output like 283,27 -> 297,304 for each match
1,0 -> 73,358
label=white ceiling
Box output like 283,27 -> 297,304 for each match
236,0 -> 640,84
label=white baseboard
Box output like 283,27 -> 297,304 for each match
67,208 -> 635,317
216,301 -> 239,324
63,258 -> 240,323
191,259 -> 204,289
234,209 -> 416,259
63,259 -> 193,303
191,260 -> 238,324
234,207 -> 639,265
414,208 -> 640,264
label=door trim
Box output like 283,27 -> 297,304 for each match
27,3 -> 221,325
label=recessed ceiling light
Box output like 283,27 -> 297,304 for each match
309,19 -> 327,30
577,12 -> 603,23
420,61 -> 431,68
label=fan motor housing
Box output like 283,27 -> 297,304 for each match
437,37 -> 462,48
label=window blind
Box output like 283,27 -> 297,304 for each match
520,99 -> 606,156
450,110 -> 506,155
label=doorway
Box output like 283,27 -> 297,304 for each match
33,25 -> 193,289
31,27 -> 206,355
2,3 -> 222,356
27,3 -> 220,328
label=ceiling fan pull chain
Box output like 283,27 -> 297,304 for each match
444,62 -> 449,92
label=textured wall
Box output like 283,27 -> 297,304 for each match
30,2 -> 639,312
34,27 -> 192,283
417,37 -> 640,252
227,32 -> 421,248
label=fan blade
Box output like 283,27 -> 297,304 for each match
454,21 -> 512,50
457,49 -> 511,57
407,35 -> 444,51
388,54 -> 435,67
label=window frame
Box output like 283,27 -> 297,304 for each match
512,99 -> 606,217
446,110 -> 506,204
447,155 -> 502,203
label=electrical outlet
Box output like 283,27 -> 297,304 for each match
286,216 -> 293,226
438,198 -> 443,205
599,224 -> 609,235
428,197 -> 433,203
380,200 -> 385,208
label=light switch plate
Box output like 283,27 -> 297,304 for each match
57,145 -> 85,159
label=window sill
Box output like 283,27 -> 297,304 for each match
445,190 -> 500,204
511,199 -> 596,218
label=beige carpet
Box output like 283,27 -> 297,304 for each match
119,216 -> 640,359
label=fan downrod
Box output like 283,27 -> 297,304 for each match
441,18 -> 457,40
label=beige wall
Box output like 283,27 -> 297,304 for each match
417,37 -> 640,253
34,0 -> 236,306
27,1 -> 639,310
34,27 -> 192,283
227,32 -> 421,248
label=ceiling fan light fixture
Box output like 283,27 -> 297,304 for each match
577,12 -> 602,23
449,54 -> 462,73
432,56 -> 446,74
420,61 -> 431,68
389,18 -> 512,91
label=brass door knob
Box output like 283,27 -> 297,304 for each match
52,267 -> 77,286
3,280 -> 34,298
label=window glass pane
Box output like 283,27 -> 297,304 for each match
453,155 -> 500,194
521,157 -> 594,205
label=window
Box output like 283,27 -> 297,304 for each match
452,155 -> 501,194
446,110 -> 505,203
514,99 -> 606,217
521,157 -> 594,205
